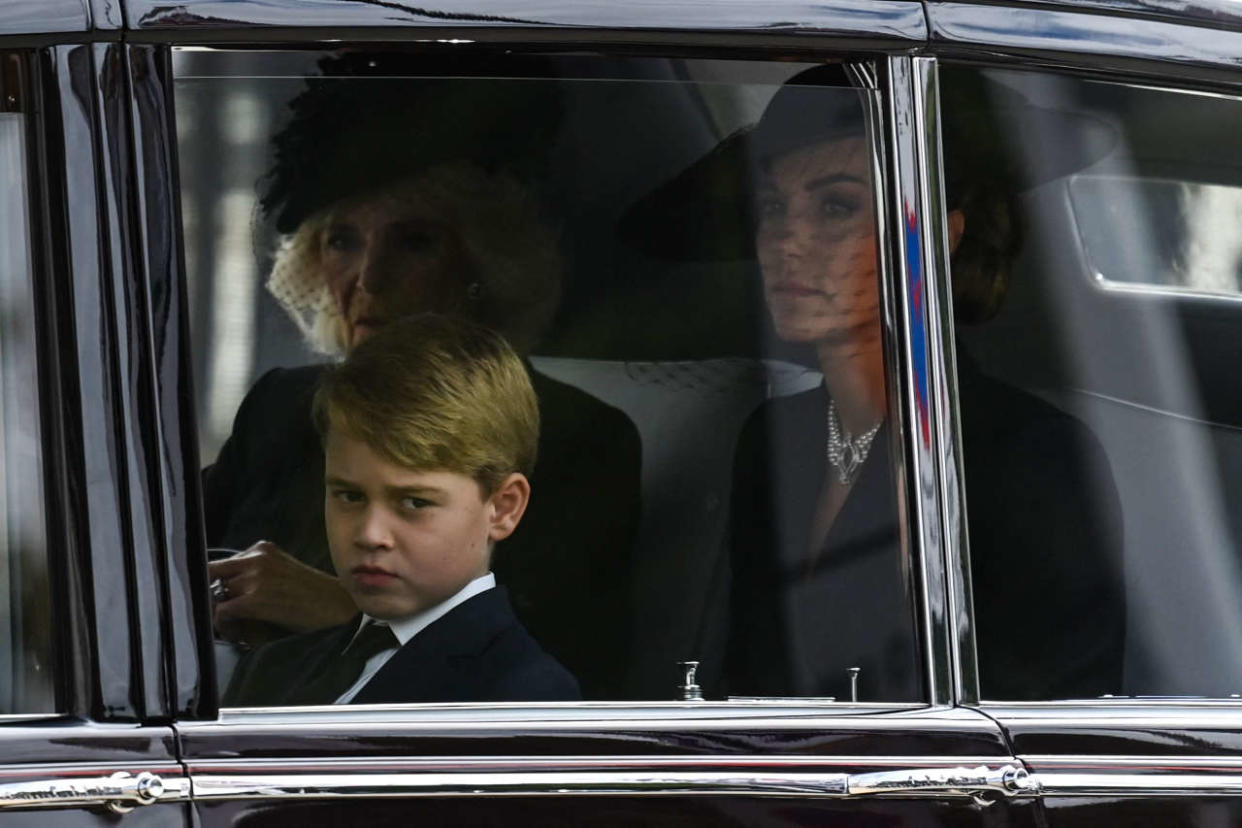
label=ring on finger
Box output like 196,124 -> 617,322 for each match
210,577 -> 231,601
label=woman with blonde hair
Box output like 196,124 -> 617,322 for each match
204,54 -> 641,700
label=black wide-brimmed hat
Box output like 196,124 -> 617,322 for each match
619,63 -> 1116,261
260,51 -> 564,234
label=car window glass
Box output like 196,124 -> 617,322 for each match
0,90 -> 55,714
173,52 -> 924,706
944,63 -> 1242,700
1071,174 -> 1242,297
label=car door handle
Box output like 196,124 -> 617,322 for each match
847,764 -> 1036,802
0,770 -> 186,814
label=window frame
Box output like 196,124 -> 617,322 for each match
157,37 -> 956,722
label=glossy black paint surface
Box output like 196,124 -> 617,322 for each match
0,720 -> 186,826
1043,796 -> 1242,826
122,0 -> 926,38
127,43 -> 214,720
202,795 -> 1045,827
928,1 -> 1242,77
95,39 -> 174,722
1025,0 -> 1242,32
56,42 -> 137,721
91,0 -> 124,30
0,720 -> 176,764
24,46 -> 94,716
181,713 -> 1014,761
988,705 -> 1242,757
0,1 -> 89,38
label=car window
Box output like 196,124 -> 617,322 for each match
944,63 -> 1242,700
0,59 -> 54,714
173,51 -> 925,706
1071,174 -> 1242,297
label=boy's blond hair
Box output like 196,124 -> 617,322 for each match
312,313 -> 539,494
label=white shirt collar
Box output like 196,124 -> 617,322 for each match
361,572 -> 496,647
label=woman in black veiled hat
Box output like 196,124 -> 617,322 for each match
202,54 -> 641,700
631,64 -> 1125,700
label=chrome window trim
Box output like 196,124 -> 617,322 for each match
855,57 -> 940,711
885,54 -> 954,708
189,755 -> 1018,770
910,54 -> 978,708
203,700 -> 993,731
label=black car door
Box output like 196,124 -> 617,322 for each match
132,1 -> 1046,825
0,6 -> 194,824
929,2 -> 1242,823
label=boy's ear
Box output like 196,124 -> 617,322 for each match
486,473 -> 531,542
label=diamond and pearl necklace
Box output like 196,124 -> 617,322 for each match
825,399 -> 882,486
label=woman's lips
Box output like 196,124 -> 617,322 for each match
351,565 -> 397,589
352,316 -> 387,331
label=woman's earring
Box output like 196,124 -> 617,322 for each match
467,281 -> 483,300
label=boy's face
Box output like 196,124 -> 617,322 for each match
323,430 -> 526,620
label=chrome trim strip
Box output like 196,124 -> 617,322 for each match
1027,756 -> 1242,770
191,769 -> 850,799
186,758 -> 1030,801
198,702 -> 1003,733
1037,772 -> 1242,797
1025,758 -> 1242,798
886,54 -> 953,708
188,755 -> 1015,773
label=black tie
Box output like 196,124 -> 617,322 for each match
289,621 -> 398,705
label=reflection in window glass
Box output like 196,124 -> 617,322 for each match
946,64 -> 1242,700
174,53 -> 922,705
0,110 -> 53,713
1072,175 -> 1242,296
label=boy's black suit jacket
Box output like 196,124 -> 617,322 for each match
223,587 -> 581,706
205,364 -> 640,699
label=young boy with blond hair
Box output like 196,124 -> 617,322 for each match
224,314 -> 579,705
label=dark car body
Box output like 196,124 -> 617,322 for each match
3,0 -> 1242,825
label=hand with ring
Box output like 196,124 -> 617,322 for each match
210,577 -> 231,602
207,540 -> 357,647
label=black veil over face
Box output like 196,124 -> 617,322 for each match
618,64 -> 865,262
619,62 -> 1116,263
